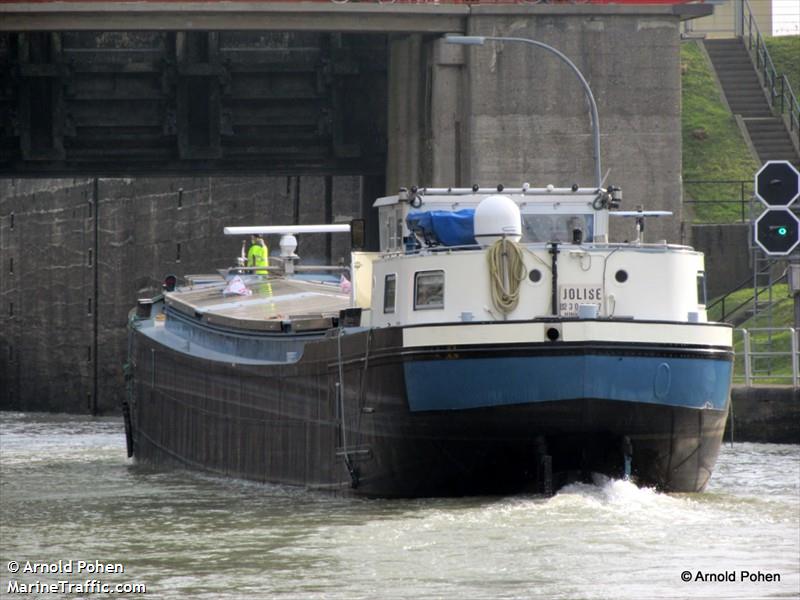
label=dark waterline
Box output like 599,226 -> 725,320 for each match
1,412 -> 798,599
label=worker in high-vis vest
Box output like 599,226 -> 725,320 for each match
247,234 -> 269,276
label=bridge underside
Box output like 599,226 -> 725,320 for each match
0,2 -> 710,179
0,30 -> 389,176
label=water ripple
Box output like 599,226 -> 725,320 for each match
1,411 -> 798,600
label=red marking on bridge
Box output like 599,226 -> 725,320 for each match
0,0 -> 705,4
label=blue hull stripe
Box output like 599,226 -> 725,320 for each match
403,355 -> 732,412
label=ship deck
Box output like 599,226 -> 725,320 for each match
164,275 -> 352,331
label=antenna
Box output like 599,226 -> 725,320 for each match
609,209 -> 672,243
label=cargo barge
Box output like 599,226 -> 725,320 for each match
126,181 -> 732,497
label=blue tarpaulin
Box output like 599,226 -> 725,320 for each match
406,209 -> 476,247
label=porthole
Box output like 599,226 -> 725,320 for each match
529,269 -> 542,283
615,269 -> 628,283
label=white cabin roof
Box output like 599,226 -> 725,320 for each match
374,185 -> 616,252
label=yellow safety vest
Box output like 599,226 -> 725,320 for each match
247,244 -> 269,275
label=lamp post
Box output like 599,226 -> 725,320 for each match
445,35 -> 603,190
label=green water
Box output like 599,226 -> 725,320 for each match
1,412 -> 798,599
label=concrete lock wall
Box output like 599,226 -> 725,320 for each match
691,222 -> 751,300
388,10 -> 684,244
0,176 -> 362,413
728,386 -> 800,444
2,7 -> 700,413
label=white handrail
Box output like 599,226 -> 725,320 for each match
224,224 -> 351,235
735,327 -> 799,388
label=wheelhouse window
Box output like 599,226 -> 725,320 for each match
697,272 -> 707,306
384,274 -> 396,314
414,270 -> 444,310
521,214 -> 594,243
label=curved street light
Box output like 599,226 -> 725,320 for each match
445,35 -> 602,190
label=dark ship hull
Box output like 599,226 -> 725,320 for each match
128,313 -> 732,497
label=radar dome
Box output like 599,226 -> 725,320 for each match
474,194 -> 522,245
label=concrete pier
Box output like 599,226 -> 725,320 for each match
726,386 -> 800,444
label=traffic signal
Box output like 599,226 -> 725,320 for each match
755,161 -> 800,207
753,161 -> 800,256
754,208 -> 800,256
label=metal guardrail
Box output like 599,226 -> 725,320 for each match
709,266 -> 785,323
741,0 -> 800,153
735,327 -> 800,387
683,178 -> 754,222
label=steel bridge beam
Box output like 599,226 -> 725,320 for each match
0,2 -> 469,33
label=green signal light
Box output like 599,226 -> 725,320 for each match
778,226 -> 789,236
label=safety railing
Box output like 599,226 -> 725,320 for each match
741,0 -> 800,153
735,327 -> 800,387
708,265 -> 785,324
683,179 -> 754,223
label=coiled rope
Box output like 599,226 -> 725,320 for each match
487,238 -> 527,316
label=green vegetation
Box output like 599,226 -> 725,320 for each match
686,37 -> 799,381
710,284 -> 796,384
764,36 -> 800,96
680,37 -> 798,225
708,283 -> 789,323
681,41 -> 760,224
